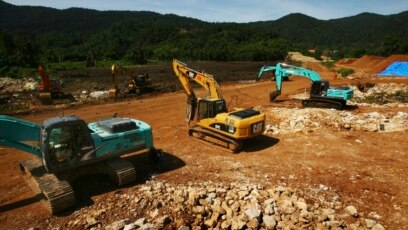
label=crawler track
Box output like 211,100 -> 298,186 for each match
18,157 -> 137,213
302,98 -> 346,110
19,158 -> 76,214
105,157 -> 136,186
188,126 -> 243,153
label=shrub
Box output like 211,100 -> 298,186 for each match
322,61 -> 335,68
337,68 -> 354,77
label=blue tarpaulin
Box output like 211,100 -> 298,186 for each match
378,61 -> 408,77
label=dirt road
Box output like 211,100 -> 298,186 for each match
1,63 -> 408,229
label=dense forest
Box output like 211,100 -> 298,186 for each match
0,0 -> 407,77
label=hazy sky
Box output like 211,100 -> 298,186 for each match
4,0 -> 408,22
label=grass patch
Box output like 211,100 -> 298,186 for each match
337,68 -> 354,77
322,61 -> 335,68
355,90 -> 408,104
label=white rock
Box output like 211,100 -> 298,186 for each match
365,219 -> 377,228
134,218 -> 146,227
319,184 -> 329,191
138,223 -> 156,230
322,208 -> 335,216
90,90 -> 109,99
231,217 -> 246,230
262,215 -> 276,229
345,205 -> 358,217
123,223 -> 136,230
244,205 -> 261,219
296,201 -> 308,210
105,219 -> 130,230
371,223 -> 385,230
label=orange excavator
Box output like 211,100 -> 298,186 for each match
37,64 -> 63,103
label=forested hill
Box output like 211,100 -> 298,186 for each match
0,0 -> 207,33
251,12 -> 408,47
0,0 -> 407,75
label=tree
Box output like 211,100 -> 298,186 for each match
0,28 -> 14,67
381,33 -> 408,56
125,46 -> 147,64
12,31 -> 40,67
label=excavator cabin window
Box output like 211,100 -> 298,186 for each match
198,99 -> 227,119
48,126 -> 76,164
47,123 -> 92,166
215,100 -> 227,114
198,101 -> 210,119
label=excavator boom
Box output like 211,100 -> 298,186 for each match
173,59 -> 222,99
0,115 -> 41,157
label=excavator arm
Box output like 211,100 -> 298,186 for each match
173,59 -> 222,100
258,63 -> 322,100
0,115 -> 42,157
173,59 -> 223,121
111,64 -> 130,90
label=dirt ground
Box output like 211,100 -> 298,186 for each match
1,59 -> 408,229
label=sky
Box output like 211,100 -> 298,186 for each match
4,0 -> 408,23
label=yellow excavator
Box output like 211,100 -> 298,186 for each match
110,64 -> 129,98
110,64 -> 152,98
172,59 -> 265,152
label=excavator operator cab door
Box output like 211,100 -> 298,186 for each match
40,116 -> 95,173
310,80 -> 330,97
197,99 -> 227,120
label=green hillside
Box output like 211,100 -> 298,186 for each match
0,0 -> 407,77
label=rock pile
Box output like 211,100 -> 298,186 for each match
0,77 -> 35,92
60,181 -> 384,230
263,108 -> 408,135
350,83 -> 408,107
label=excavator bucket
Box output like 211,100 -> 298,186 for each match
39,92 -> 52,104
109,88 -> 118,98
269,90 -> 281,101
186,95 -> 197,121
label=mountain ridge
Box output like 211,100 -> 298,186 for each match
0,0 -> 407,71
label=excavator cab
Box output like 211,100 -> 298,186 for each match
197,99 -> 227,120
198,99 -> 227,120
310,80 -> 330,97
41,116 -> 95,173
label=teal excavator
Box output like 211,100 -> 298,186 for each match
258,63 -> 354,109
0,114 -> 155,213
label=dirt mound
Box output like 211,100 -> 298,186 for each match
350,55 -> 386,72
336,58 -> 356,65
344,55 -> 408,75
372,55 -> 408,74
303,62 -> 337,79
287,52 -> 319,63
